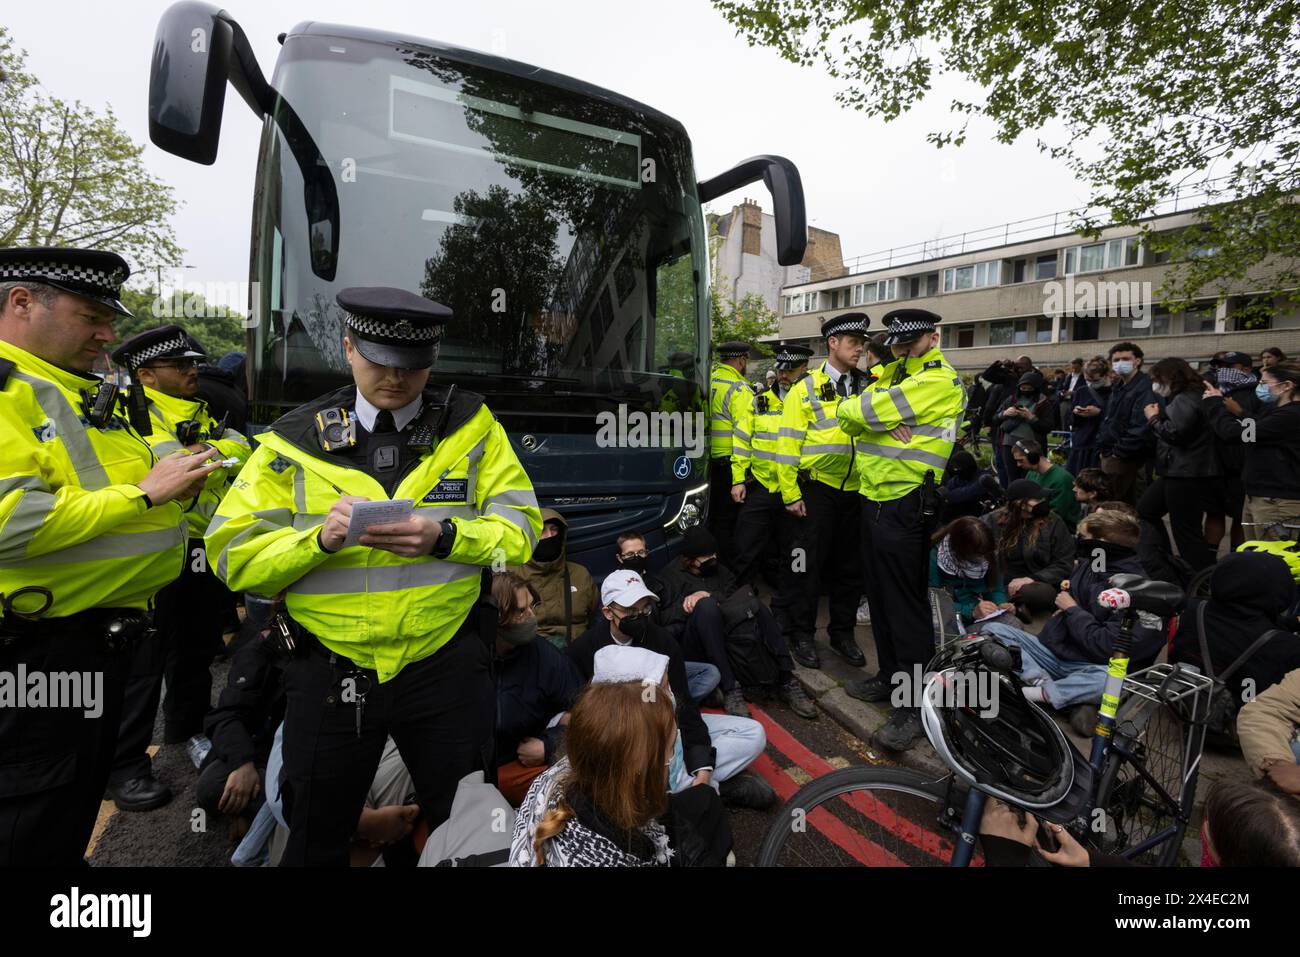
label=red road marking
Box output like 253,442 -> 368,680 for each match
746,703 -> 964,865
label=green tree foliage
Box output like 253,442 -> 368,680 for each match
0,27 -> 182,267
714,0 -> 1300,319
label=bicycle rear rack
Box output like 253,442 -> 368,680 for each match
1121,662 -> 1214,716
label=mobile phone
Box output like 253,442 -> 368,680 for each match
1036,821 -> 1061,853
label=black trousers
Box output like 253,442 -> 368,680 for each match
679,595 -> 795,691
0,616 -> 133,866
279,626 -> 494,867
112,539 -> 229,783
708,457 -> 741,560
730,482 -> 796,629
1138,476 -> 1221,574
789,479 -> 862,644
861,487 -> 935,681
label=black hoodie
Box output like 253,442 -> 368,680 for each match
1172,552 -> 1300,702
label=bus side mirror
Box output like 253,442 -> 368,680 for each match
698,156 -> 808,266
148,1 -> 270,165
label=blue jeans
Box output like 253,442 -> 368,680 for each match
685,661 -> 721,702
230,722 -> 287,867
981,622 -> 1107,709
670,713 -> 766,791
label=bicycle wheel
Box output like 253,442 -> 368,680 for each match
756,766 -> 963,867
1094,695 -> 1200,866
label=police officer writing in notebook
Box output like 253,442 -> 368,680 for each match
206,288 -> 542,866
0,248 -> 220,865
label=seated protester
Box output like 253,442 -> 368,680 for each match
492,572 -> 584,807
940,449 -> 1002,523
1170,551 -> 1300,710
981,509 -> 1160,735
567,571 -> 774,809
1013,439 -> 1082,530
612,531 -> 721,706
930,517 -> 1011,629
1091,499 -> 1139,521
196,623 -> 287,844
1072,467 -> 1111,524
980,479 -> 1076,616
995,371 -> 1055,488
510,674 -> 678,867
1237,668 -> 1300,793
655,527 -> 816,720
511,507 -> 599,648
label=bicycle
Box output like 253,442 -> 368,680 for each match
757,575 -> 1214,867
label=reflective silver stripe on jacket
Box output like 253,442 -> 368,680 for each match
12,371 -> 111,489
854,441 -> 950,470
288,560 -> 480,596
18,524 -> 185,567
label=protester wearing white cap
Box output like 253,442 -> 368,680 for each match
567,572 -> 774,808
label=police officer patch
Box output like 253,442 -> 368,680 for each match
268,456 -> 292,474
423,478 -> 469,503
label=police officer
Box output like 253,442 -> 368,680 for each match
709,341 -> 754,558
837,309 -> 966,750
105,326 -> 252,810
776,314 -> 872,669
206,287 -> 542,866
729,344 -> 812,622
0,248 -> 221,865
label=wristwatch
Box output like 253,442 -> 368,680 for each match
431,518 -> 457,558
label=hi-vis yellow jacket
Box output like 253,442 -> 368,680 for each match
776,362 -> 866,504
0,340 -> 187,617
732,381 -> 797,493
205,385 -> 542,682
142,385 -> 251,539
709,362 -> 753,460
837,346 -> 967,502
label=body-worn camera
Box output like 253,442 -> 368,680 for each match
819,380 -> 837,402
80,383 -> 120,428
175,419 -> 203,447
315,408 -> 357,451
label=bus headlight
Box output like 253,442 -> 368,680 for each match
664,482 -> 710,532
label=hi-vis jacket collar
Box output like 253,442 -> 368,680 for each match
143,384 -> 208,423
0,338 -> 101,392
269,382 -> 484,466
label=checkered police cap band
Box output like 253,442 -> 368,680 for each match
822,317 -> 869,338
887,318 -> 934,337
345,311 -> 439,342
0,257 -> 128,295
774,348 -> 808,364
126,333 -> 191,369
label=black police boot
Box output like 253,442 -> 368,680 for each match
790,636 -> 820,669
828,635 -> 866,667
107,775 -> 172,812
844,674 -> 892,703
873,708 -> 924,752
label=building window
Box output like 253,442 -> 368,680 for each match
785,291 -> 820,315
1035,254 -> 1057,280
852,278 -> 896,305
1071,316 -> 1100,341
1064,237 -> 1140,275
1182,306 -> 1216,333
942,323 -> 975,349
926,273 -> 939,296
943,260 -> 1000,293
1013,259 -> 1026,283
988,318 -> 1028,346
1118,310 -> 1171,337
1035,316 -> 1054,343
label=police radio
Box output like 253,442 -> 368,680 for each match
408,385 -> 457,453
755,393 -> 769,415
315,408 -> 357,452
125,380 -> 153,436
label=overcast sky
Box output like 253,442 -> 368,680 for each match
8,0 -> 1092,291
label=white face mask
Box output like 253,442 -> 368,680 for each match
1112,360 -> 1135,377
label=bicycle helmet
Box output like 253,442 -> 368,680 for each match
921,636 -> 1094,823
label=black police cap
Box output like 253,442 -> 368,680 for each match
881,308 -> 941,346
773,343 -> 814,369
820,312 -> 870,340
0,246 -> 132,318
337,287 -> 451,370
716,340 -> 751,359
111,324 -> 207,373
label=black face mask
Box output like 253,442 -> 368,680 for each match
617,612 -> 651,642
532,536 -> 563,563
618,555 -> 649,576
497,620 -> 538,647
694,558 -> 719,577
1031,500 -> 1052,519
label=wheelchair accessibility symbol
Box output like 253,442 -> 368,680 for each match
673,455 -> 691,480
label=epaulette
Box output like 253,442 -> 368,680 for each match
0,358 -> 14,390
923,359 -> 943,370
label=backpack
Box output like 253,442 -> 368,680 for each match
1193,600 -> 1285,747
717,585 -> 780,688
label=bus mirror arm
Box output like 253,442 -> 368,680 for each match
222,10 -> 274,116
697,155 -> 808,266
